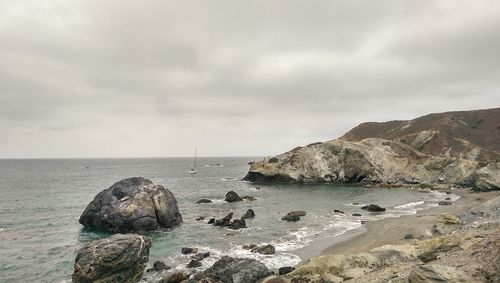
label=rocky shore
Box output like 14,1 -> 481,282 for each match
264,190 -> 500,283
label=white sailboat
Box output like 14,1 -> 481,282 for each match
189,146 -> 198,174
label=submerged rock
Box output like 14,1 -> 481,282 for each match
281,211 -> 306,222
251,244 -> 276,255
79,177 -> 183,233
146,260 -> 170,272
225,191 -> 243,202
187,259 -> 202,268
191,252 -> 210,261
189,256 -> 272,283
196,199 -> 212,204
181,247 -> 198,254
242,196 -> 257,201
361,204 -> 386,212
73,234 -> 152,283
438,201 -> 453,206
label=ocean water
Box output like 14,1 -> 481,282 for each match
0,157 -> 458,282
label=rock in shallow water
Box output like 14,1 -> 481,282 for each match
251,244 -> 276,255
73,233 -> 152,283
241,209 -> 256,220
361,204 -> 386,212
79,177 -> 183,233
189,256 -> 272,283
225,191 -> 243,202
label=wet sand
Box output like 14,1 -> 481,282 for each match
292,189 -> 500,262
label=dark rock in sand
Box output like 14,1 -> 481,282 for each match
73,233 -> 152,283
438,201 -> 452,206
207,218 -> 215,224
242,244 -> 257,250
228,219 -> 247,230
404,234 -> 414,240
251,244 -> 276,255
241,209 -> 256,220
334,209 -> 345,214
352,213 -> 362,217
189,256 -> 272,283
279,266 -> 295,275
196,199 -> 212,204
147,260 -> 170,272
195,216 -> 205,221
181,247 -> 198,255
361,204 -> 386,212
191,252 -> 210,261
225,191 -> 243,202
159,272 -> 187,283
214,212 -> 233,226
79,177 -> 183,233
445,197 -> 451,200
187,259 -> 202,268
430,224 -> 441,236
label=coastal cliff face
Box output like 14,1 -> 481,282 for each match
341,107 -> 500,162
244,108 -> 500,190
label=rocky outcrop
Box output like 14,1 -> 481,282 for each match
79,177 -> 183,233
189,256 -> 272,283
73,234 -> 152,283
243,138 -> 500,190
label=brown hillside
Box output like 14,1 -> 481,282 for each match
340,107 -> 500,162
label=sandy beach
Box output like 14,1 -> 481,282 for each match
292,188 -> 500,261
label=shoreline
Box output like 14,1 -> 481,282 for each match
290,188 -> 500,264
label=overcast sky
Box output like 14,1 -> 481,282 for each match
1,1 -> 499,158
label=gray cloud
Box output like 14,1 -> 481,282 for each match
1,0 -> 499,158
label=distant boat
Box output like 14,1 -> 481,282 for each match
189,146 -> 198,174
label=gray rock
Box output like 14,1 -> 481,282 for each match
214,212 -> 233,227
187,259 -> 202,268
361,204 -> 386,212
181,247 -> 198,254
352,213 -> 362,217
207,218 -> 215,224
196,199 -> 212,204
281,211 -> 306,222
79,177 -> 182,233
408,265 -> 449,282
189,256 -> 272,283
438,201 -> 452,206
242,196 -> 257,201
73,234 -> 152,283
228,219 -> 247,230
225,191 -> 243,202
251,244 -> 276,255
191,252 -> 210,261
241,209 -> 255,220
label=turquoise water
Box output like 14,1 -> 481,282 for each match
0,158 -> 455,282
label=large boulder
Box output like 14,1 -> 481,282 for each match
79,177 -> 183,233
73,234 -> 152,283
189,256 -> 272,283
